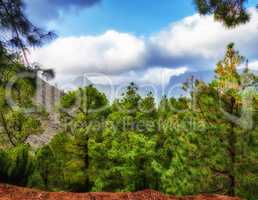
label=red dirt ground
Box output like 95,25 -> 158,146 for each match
0,184 -> 241,200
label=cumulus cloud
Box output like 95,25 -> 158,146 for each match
149,8 -> 258,69
30,30 -> 146,75
25,0 -> 101,23
30,7 -> 258,89
247,60 -> 258,71
141,67 -> 188,86
86,67 -> 188,86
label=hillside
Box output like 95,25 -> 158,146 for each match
0,184 -> 241,200
28,78 -> 64,148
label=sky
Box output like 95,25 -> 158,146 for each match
24,0 -> 258,96
25,0 -> 196,37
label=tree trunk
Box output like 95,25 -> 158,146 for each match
228,97 -> 236,196
84,137 -> 90,192
0,111 -> 16,146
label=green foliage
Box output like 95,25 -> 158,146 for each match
0,60 -> 43,147
0,1 -> 257,199
1,44 -> 258,200
194,0 -> 250,27
0,0 -> 52,189
89,84 -> 158,192
57,86 -> 109,192
0,0 -> 55,57
192,44 -> 258,198
0,145 -> 34,186
35,145 -> 55,189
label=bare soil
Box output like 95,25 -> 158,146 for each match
0,184 -> 241,200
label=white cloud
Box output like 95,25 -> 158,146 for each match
150,8 -> 258,66
86,66 -> 187,86
30,7 -> 258,89
30,30 -> 146,75
150,14 -> 223,59
141,67 -> 188,86
247,60 -> 258,71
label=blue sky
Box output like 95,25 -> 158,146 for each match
26,0 -> 196,36
26,0 -> 257,36
48,0 -> 196,37
26,0 -> 258,95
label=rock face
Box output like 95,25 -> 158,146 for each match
28,79 -> 64,148
0,184 -> 242,200
35,79 -> 64,115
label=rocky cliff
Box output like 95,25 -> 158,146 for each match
28,78 -> 64,148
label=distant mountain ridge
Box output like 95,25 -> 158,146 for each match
87,70 -> 215,100
166,70 -> 215,97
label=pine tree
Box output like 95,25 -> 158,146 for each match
90,83 -> 158,191
194,44 -> 258,198
0,61 -> 43,147
59,85 -> 109,192
0,0 -> 55,65
0,144 -> 34,186
194,0 -> 250,27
